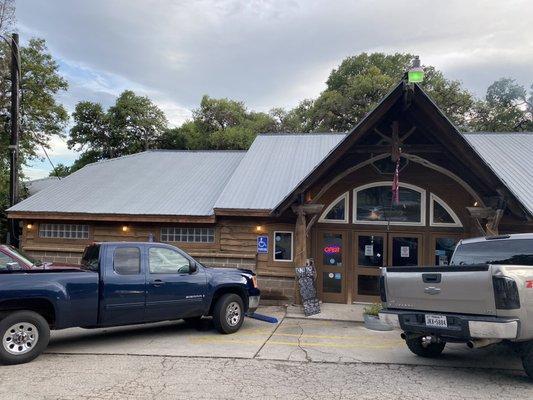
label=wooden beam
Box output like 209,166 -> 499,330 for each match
8,211 -> 216,223
349,144 -> 444,154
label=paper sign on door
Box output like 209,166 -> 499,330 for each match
400,246 -> 410,258
364,245 -> 374,256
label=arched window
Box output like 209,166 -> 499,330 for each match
353,182 -> 426,226
319,192 -> 348,223
430,193 -> 463,227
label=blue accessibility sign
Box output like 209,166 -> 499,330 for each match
257,236 -> 268,254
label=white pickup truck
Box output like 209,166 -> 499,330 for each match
379,233 -> 533,379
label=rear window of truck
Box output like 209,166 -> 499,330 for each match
81,244 -> 100,272
451,239 -> 533,266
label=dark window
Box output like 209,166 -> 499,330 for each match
358,275 -> 380,296
323,272 -> 342,293
435,238 -> 458,266
274,232 -> 293,261
451,239 -> 533,266
392,237 -> 419,266
322,233 -> 343,266
113,247 -> 141,275
81,244 -> 100,272
357,235 -> 384,267
323,195 -> 346,221
433,201 -> 454,224
149,247 -> 190,274
356,186 -> 422,223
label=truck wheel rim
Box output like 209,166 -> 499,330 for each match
3,322 -> 39,355
225,302 -> 241,327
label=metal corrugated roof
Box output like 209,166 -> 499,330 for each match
24,177 -> 60,196
214,133 -> 346,210
464,132 -> 533,216
9,151 -> 245,216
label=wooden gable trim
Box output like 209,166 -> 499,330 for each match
8,211 -> 216,224
213,208 -> 272,217
272,82 -> 405,215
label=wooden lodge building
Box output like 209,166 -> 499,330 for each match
8,82 -> 533,304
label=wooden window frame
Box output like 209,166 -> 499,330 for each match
429,193 -> 463,228
352,181 -> 426,226
272,231 -> 294,262
318,192 -> 349,224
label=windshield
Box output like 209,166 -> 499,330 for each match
5,245 -> 42,266
80,244 -> 100,272
451,239 -> 533,266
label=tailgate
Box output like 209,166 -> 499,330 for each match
384,266 -> 496,315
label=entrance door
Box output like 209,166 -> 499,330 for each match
352,232 -> 423,302
317,231 -> 347,303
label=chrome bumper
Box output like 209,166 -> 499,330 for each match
379,310 -> 519,340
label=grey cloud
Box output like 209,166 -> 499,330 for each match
17,0 -> 533,113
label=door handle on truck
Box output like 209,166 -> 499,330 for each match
422,273 -> 441,283
151,279 -> 164,287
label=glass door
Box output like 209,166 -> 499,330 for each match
353,233 -> 386,302
387,234 -> 423,267
316,231 -> 347,303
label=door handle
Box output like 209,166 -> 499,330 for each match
422,273 -> 441,283
151,279 -> 164,287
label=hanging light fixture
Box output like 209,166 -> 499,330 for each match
407,56 -> 424,83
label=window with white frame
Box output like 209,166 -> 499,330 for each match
318,192 -> 349,223
430,193 -> 463,227
273,231 -> 293,262
39,223 -> 90,239
353,182 -> 426,226
160,227 -> 215,243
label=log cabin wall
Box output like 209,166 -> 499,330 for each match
20,216 -> 298,304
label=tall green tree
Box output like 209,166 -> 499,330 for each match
160,95 -> 278,150
0,35 -> 68,240
470,78 -> 533,131
286,53 -> 474,132
68,90 -> 168,170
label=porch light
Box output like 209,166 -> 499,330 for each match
255,225 -> 263,233
407,56 -> 424,83
26,223 -> 33,230
122,225 -> 129,232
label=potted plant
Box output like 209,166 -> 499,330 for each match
363,303 -> 393,331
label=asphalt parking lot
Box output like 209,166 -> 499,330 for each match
46,306 -> 524,371
1,306 -> 531,399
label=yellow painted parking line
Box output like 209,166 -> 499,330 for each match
188,337 -> 403,350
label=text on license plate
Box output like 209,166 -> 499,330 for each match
425,314 -> 448,328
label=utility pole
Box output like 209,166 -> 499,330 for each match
8,32 -> 20,245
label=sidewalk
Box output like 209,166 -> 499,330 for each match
286,302 -> 367,322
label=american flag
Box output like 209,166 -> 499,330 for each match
391,156 -> 400,205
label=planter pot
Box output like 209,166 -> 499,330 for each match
363,314 -> 393,331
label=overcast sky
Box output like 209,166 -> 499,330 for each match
16,0 -> 533,179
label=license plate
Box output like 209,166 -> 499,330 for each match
425,314 -> 447,328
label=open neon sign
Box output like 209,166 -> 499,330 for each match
323,245 -> 341,254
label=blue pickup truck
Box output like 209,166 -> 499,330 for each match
0,242 -> 260,365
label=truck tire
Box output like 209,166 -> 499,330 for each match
213,293 -> 244,334
520,341 -> 533,380
405,336 -> 446,358
0,311 -> 50,365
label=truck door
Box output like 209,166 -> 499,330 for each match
100,244 -> 147,325
145,246 -> 207,321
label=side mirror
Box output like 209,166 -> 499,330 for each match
189,260 -> 198,273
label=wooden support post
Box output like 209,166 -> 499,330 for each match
291,203 -> 323,305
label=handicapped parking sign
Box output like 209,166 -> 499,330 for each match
257,236 -> 268,254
